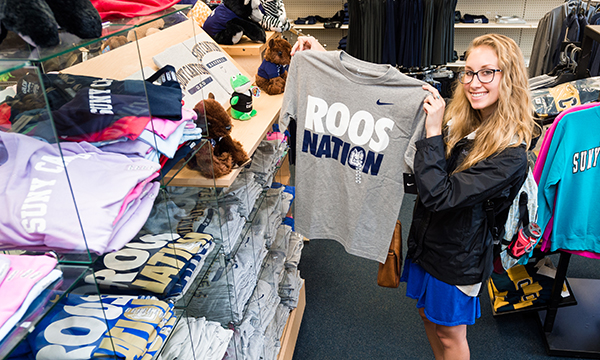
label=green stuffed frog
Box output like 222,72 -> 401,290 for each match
229,74 -> 258,120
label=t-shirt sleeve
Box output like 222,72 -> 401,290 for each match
403,95 -> 427,173
537,119 -> 566,235
279,54 -> 301,129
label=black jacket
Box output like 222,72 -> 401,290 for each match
406,135 -> 527,286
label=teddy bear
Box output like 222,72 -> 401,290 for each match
126,18 -> 164,42
0,0 -> 102,48
255,37 -> 292,95
100,35 -> 127,53
186,94 -> 250,178
201,0 -> 266,45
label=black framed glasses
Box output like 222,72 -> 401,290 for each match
458,69 -> 502,84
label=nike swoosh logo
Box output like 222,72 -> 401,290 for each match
406,183 -> 414,186
377,99 -> 393,105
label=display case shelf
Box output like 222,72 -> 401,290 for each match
0,265 -> 91,359
162,93 -> 284,188
220,32 -> 277,57
277,280 -> 305,360
220,31 -> 280,76
175,243 -> 223,309
454,21 -> 538,29
0,6 -> 191,62
0,10 -> 297,359
292,24 -> 348,30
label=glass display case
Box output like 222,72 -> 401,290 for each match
0,5 -> 302,360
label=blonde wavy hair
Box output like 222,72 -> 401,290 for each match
444,34 -> 535,173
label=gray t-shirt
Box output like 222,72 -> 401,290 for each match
280,50 -> 428,263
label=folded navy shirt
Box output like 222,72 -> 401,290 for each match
85,232 -> 213,298
461,14 -> 489,24
11,66 -> 182,121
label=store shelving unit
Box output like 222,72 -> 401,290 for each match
453,0 -> 564,60
0,6 -> 303,360
282,0 -> 563,61
284,0 -> 348,50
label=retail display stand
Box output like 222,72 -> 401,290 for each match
537,252 -> 600,358
277,280 -> 306,360
0,6 -> 302,360
487,249 -> 577,318
283,0 -> 564,60
219,34 -> 305,360
531,25 -> 600,359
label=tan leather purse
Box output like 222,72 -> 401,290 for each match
377,220 -> 402,288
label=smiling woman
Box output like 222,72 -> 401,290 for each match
403,33 -> 537,360
443,34 -> 534,172
461,46 -> 503,119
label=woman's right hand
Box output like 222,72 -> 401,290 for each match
422,84 -> 445,138
290,36 -> 326,56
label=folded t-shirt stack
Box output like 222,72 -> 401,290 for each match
159,316 -> 233,360
0,254 -> 62,343
488,257 -> 561,313
495,15 -> 526,24
461,14 -> 489,24
0,131 -> 161,254
248,134 -> 288,188
3,68 -> 182,144
9,294 -> 175,360
188,201 -> 274,325
85,232 -> 214,300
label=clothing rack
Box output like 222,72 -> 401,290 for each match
537,252 -> 600,358
576,24 -> 600,78
532,63 -> 600,354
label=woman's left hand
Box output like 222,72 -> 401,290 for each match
422,84 -> 445,138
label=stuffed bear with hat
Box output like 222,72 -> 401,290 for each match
202,0 -> 266,45
186,94 -> 250,178
0,0 -> 102,48
255,37 -> 292,95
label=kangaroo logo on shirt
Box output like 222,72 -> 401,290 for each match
301,95 -> 393,177
348,148 -> 365,170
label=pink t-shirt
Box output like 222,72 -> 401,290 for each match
144,108 -> 196,139
0,254 -> 58,327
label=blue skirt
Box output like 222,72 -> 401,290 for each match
401,259 -> 481,326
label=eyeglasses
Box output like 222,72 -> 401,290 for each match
458,69 -> 502,84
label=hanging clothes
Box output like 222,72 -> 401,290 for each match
348,0 -> 455,68
536,104 -> 600,255
382,0 -> 397,66
529,3 -> 570,77
532,102 -> 600,259
346,0 -> 386,64
420,0 -> 435,67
